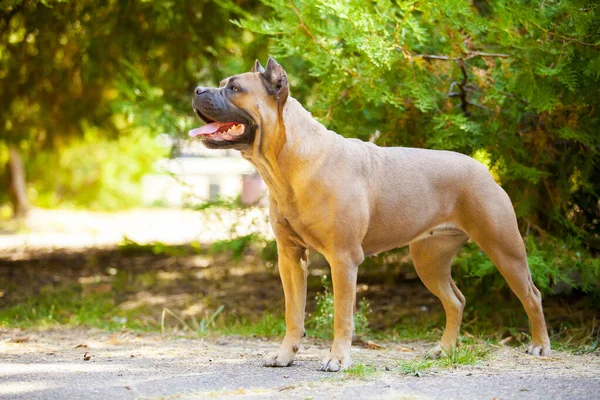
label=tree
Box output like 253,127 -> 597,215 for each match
0,0 -> 267,213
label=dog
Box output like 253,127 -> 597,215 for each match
189,58 -> 551,372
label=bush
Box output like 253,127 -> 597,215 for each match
25,128 -> 167,210
456,235 -> 600,297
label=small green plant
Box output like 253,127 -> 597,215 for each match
197,305 -> 225,336
397,342 -> 491,376
210,234 -> 259,260
308,276 -> 335,338
437,342 -> 491,367
354,297 -> 371,337
344,363 -> 378,379
397,358 -> 435,377
307,275 -> 371,339
160,305 -> 226,337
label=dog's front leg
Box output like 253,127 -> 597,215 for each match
263,245 -> 308,367
319,252 -> 363,372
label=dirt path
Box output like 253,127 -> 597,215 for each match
1,329 -> 598,399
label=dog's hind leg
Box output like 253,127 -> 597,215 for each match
467,226 -> 551,356
463,187 -> 551,356
409,232 -> 469,358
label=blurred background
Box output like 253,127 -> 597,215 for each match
0,0 -> 598,350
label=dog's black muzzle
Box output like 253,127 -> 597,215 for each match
191,86 -> 256,148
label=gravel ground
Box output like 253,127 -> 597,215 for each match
1,329 -> 599,400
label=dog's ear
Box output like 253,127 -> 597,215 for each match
251,59 -> 265,73
261,57 -> 289,103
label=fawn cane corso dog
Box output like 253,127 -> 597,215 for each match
189,58 -> 551,371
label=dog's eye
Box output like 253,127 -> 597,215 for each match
231,85 -> 240,92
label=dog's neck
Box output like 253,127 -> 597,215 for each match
241,97 -> 336,207
281,98 -> 335,161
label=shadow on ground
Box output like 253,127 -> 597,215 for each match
1,329 -> 599,399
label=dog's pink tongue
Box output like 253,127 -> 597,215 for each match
189,122 -> 232,137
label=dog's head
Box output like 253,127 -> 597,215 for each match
190,57 -> 289,150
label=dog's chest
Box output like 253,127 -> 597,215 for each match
275,208 -> 330,253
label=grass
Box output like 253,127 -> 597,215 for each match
220,313 -> 286,337
0,278 -> 287,337
344,363 -> 378,379
397,341 -> 492,376
1,245 -> 598,359
2,276 -> 598,356
0,284 -> 156,331
0,289 -> 267,337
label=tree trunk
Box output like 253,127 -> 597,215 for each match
7,146 -> 30,218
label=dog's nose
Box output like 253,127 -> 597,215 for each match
194,86 -> 207,96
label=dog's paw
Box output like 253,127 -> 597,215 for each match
425,344 -> 448,359
262,350 -> 295,367
319,349 -> 350,372
526,342 -> 551,357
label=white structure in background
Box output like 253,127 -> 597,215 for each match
142,137 -> 266,207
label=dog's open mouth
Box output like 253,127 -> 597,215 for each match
189,109 -> 247,142
188,121 -> 246,141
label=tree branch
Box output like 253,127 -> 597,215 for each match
465,51 -> 510,59
530,20 -> 600,48
415,51 -> 510,61
416,54 -> 458,61
412,51 -> 510,115
287,0 -> 326,51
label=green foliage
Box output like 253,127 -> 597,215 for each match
25,130 -> 167,210
187,197 -> 246,212
308,275 -> 371,339
260,239 -> 279,263
455,236 -> 600,296
355,297 -> 371,337
0,0 -> 266,208
221,313 -> 287,337
396,357 -> 434,377
0,284 -> 154,330
0,0 -> 251,144
161,305 -> 225,337
397,341 -> 491,376
308,277 -> 335,338
119,237 -> 198,257
210,234 -> 262,260
344,363 -> 378,379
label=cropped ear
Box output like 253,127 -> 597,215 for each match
261,57 -> 289,104
251,59 -> 265,73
